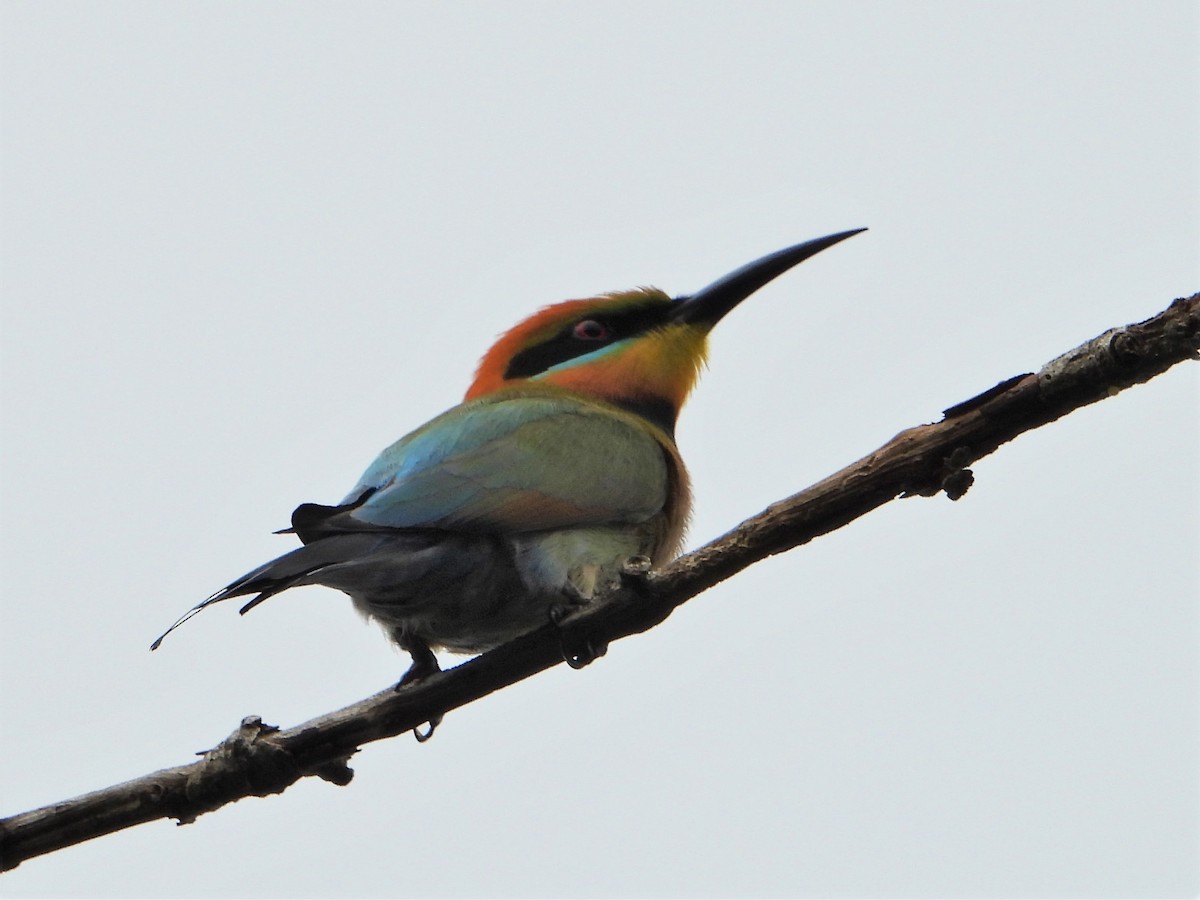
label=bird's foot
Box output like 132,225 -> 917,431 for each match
393,635 -> 443,742
549,587 -> 608,670
411,719 -> 440,743
396,647 -> 440,687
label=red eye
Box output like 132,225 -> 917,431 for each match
573,319 -> 610,341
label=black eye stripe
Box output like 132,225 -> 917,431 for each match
503,302 -> 673,381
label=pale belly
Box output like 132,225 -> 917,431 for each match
349,524 -> 659,654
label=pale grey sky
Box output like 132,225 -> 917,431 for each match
2,2 -> 1197,897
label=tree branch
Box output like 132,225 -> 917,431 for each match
3,293 -> 1197,871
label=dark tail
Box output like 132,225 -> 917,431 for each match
150,532 -> 405,651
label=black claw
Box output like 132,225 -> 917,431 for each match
564,637 -> 604,669
548,574 -> 621,669
549,603 -> 582,667
413,718 -> 440,742
552,609 -> 608,669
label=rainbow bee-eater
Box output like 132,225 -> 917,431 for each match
153,230 -> 865,685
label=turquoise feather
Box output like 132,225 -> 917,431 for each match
346,388 -> 670,533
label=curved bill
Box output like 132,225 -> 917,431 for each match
671,228 -> 866,327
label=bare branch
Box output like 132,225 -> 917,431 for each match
2,293 -> 1196,872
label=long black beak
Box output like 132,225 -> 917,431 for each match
671,228 -> 866,327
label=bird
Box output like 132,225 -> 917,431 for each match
152,229 -> 865,693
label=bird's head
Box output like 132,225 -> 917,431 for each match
466,229 -> 865,434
